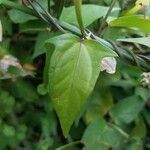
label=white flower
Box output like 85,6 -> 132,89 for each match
0,20 -> 2,42
100,57 -> 117,74
141,72 -> 150,88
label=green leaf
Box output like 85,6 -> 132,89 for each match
60,5 -> 120,27
109,15 -> 150,34
125,141 -> 143,150
37,37 -> 57,96
0,90 -> 15,117
0,0 -> 5,4
8,9 -> 36,23
143,109 -> 150,126
33,31 -> 51,58
117,37 -> 150,47
110,95 -> 146,124
84,89 -> 113,124
10,79 -> 39,102
19,20 -> 47,32
130,117 -> 146,140
46,33 -> 117,137
82,117 -> 125,150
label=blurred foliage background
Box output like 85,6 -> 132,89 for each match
0,0 -> 150,149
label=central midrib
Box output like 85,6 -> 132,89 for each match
68,42 -> 83,106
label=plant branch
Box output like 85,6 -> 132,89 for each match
27,0 -> 65,32
98,0 -> 117,37
74,0 -> 86,38
56,141 -> 82,150
48,0 -> 51,13
57,0 -> 65,18
1,0 -> 150,71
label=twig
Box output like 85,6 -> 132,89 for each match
27,0 -> 65,32
26,0 -> 50,25
48,0 -> 51,13
74,0 -> 86,38
56,141 -> 82,150
57,0 -> 65,18
1,0 -> 150,71
98,0 -> 117,37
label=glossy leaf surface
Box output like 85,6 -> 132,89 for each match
46,34 -> 117,136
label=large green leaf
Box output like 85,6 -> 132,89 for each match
117,37 -> 150,47
60,5 -> 120,27
46,34 -> 117,136
82,117 -> 125,150
109,15 -> 150,34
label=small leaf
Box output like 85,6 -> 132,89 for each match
10,79 -> 39,102
0,90 -> 15,117
85,89 -> 113,124
82,117 -> 125,150
8,9 -> 36,23
110,95 -> 147,124
46,33 -> 117,136
109,15 -> 150,34
117,37 -> 150,47
33,31 -> 51,58
130,118 -> 146,140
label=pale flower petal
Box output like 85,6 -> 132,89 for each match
100,57 -> 117,74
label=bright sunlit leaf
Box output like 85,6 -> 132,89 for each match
46,33 -> 117,137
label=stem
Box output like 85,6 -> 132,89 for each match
98,0 -> 116,37
27,0 -> 65,32
1,0 -> 150,71
48,0 -> 51,13
26,0 -> 50,25
56,141 -> 82,150
57,0 -> 65,18
74,0 -> 86,38
108,123 -> 129,139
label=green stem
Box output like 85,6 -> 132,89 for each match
74,0 -> 86,38
1,0 -> 150,71
108,123 -> 129,139
98,0 -> 116,37
56,141 -> 82,150
57,0 -> 65,18
27,0 -> 65,32
48,0 -> 51,13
